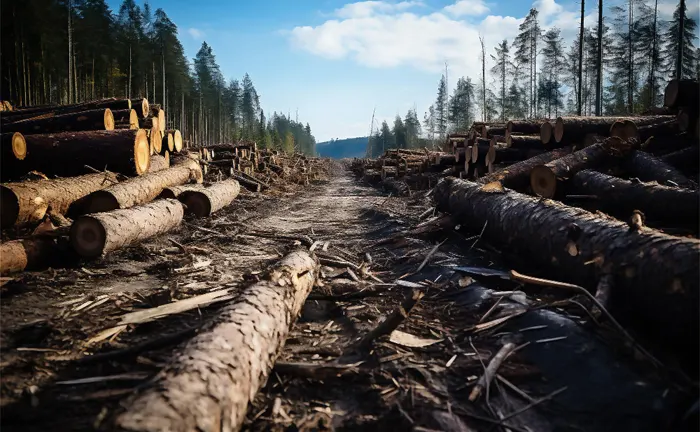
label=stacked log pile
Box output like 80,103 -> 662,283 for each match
1,98 -> 327,276
352,79 -> 700,359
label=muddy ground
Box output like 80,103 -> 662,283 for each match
1,168 -> 697,431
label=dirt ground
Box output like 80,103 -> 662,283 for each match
1,169 -> 697,431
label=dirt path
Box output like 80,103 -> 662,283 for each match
0,172 -> 693,431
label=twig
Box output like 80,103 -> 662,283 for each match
496,374 -> 535,403
319,257 -> 360,271
468,342 -> 517,402
478,296 -> 505,323
353,289 -> 424,351
416,239 -> 446,272
469,221 -> 488,250
509,269 -> 665,370
496,386 -> 568,424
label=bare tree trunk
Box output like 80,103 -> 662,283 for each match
480,36 -> 487,122
649,0 -> 658,107
162,51 -> 166,117
676,0 -> 685,79
578,0 -> 584,115
68,0 -> 73,104
627,0 -> 634,113
596,0 -> 603,116
128,44 -> 132,99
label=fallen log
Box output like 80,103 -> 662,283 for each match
113,250 -> 318,431
553,115 -> 675,144
634,120 -> 679,142
166,130 -> 183,152
434,177 -> 700,359
147,153 -> 170,173
663,79 -> 700,110
1,132 -> 26,169
162,132 -> 174,154
131,98 -> 150,118
381,178 -> 411,196
0,236 -> 58,275
506,135 -> 543,149
178,179 -> 240,217
530,137 -> 630,198
624,150 -> 696,189
112,109 -> 138,130
572,170 -> 699,225
149,127 -> 162,154
507,120 -> 543,137
660,145 -> 700,175
1,172 -> 119,228
68,158 -> 202,215
2,108 -> 115,134
475,147 -> 574,192
1,129 -> 151,180
70,199 -> 184,259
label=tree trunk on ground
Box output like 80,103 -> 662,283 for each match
677,109 -> 698,133
572,170 -> 699,225
507,120 -> 543,136
1,98 -> 129,120
69,158 -> 202,216
540,121 -> 554,144
147,154 -> 170,173
166,130 -> 182,152
507,135 -> 545,149
70,198 -> 184,259
635,120 -> 680,142
0,236 -> 58,275
642,133 -> 698,155
660,145 -> 700,175
139,116 -> 159,130
162,132 -> 174,153
159,184 -> 206,199
530,137 -> 631,198
3,108 -> 115,134
1,133 -> 27,170
1,172 -> 118,228
434,177 -> 699,361
477,147 -> 573,192
232,172 -> 262,191
484,126 -> 506,138
664,79 -> 700,109
149,127 -> 162,155
112,250 -> 318,432
624,150 -> 697,189
1,129 -> 150,180
112,109 -> 138,130
553,116 -> 675,144
178,179 -> 240,217
492,147 -> 544,165
131,98 -> 150,118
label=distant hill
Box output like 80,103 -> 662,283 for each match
316,137 -> 368,159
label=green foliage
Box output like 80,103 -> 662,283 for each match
663,0 -> 698,79
448,77 -> 475,132
490,39 -> 512,121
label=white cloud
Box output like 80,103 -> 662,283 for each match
443,0 -> 489,17
533,0 -> 563,20
335,1 -> 424,18
188,28 -> 205,40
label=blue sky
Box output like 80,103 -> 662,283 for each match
108,0 -> 699,142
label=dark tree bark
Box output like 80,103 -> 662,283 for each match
0,236 -> 58,275
3,108 -> 115,134
178,179 -> 240,217
624,150 -> 696,189
477,147 -> 573,192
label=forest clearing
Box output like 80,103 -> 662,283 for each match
1,0 -> 700,431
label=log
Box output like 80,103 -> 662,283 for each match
642,133 -> 699,155
381,166 -> 398,180
624,150 -> 696,189
139,116 -> 159,130
677,109 -> 698,133
230,172 -> 262,192
112,109 -> 138,130
158,184 -> 206,199
70,199 -> 184,259
660,145 -> 700,175
1,98 -> 128,120
540,121 -> 553,144
484,126 -> 506,138
434,177 -> 700,358
553,115 -> 675,144
112,250 -> 318,432
1,129 -> 150,180
178,179 -> 240,217
149,127 -> 162,155
530,137 -> 631,198
131,98 -> 150,118
506,135 -> 543,149
381,178 -> 411,196
3,108 -> 115,134
477,147 -> 574,192
634,120 -> 679,142
165,130 -> 182,152
663,79 -> 700,109
162,132 -> 174,154
147,153 -> 170,173
507,120 -> 543,136
0,237 -> 58,275
1,172 -> 118,228
1,133 -> 27,169
69,158 -> 202,216
572,170 -> 699,225
150,106 -> 166,133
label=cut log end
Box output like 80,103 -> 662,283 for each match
104,108 -> 115,131
553,117 -> 564,143
158,109 -> 165,133
540,122 -> 553,144
163,133 -> 174,153
179,191 -> 211,218
150,127 -> 162,154
609,121 -> 626,139
12,132 -> 27,160
129,109 -> 139,130
140,99 -> 150,118
83,190 -> 120,214
530,165 -> 557,198
173,130 -> 183,152
70,216 -> 107,259
134,129 -> 151,175
622,120 -> 638,140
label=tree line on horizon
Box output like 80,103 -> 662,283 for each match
368,0 -> 699,157
0,0 -> 316,155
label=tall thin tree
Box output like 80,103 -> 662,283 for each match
578,0 -> 584,115
676,0 -> 686,79
596,0 -> 603,115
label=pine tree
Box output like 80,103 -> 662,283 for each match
609,0 -> 639,113
634,0 -> 664,110
379,120 -> 392,154
424,105 -> 436,142
541,28 -> 565,117
490,39 -> 512,121
513,8 -> 541,117
448,77 -> 475,131
404,108 -> 421,148
663,0 -> 698,79
434,76 -> 448,140
393,115 -> 406,149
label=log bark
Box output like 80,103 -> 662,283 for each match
381,178 -> 411,196
166,130 -> 183,153
634,120 -> 679,142
572,170 -> 699,225
434,177 -> 700,358
477,147 -> 573,192
664,79 -> 700,109
506,120 -> 543,139
147,154 -> 170,173
231,172 -> 262,192
540,121 -> 553,144
139,116 -> 159,131
69,158 -> 202,216
1,129 -> 150,180
0,236 -> 58,275
530,137 -> 631,198
1,98 -> 130,120
1,133 -> 27,168
70,199 -> 184,259
553,115 -> 675,144
178,179 -> 240,217
642,133 -> 698,155
3,108 -> 115,134
660,145 -> 700,175
112,109 -> 138,130
506,135 -> 543,149
624,150 -> 697,189
113,250 -> 318,432
131,98 -> 150,118
162,132 -> 174,153
150,105 -> 166,133
149,127 -> 162,154
1,172 -> 118,228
